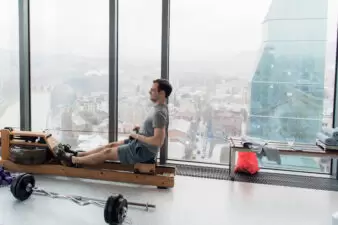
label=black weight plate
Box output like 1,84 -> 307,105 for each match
104,196 -> 114,224
12,174 -> 26,200
115,196 -> 128,224
104,195 -> 127,225
13,174 -> 35,201
10,175 -> 19,197
18,174 -> 35,201
10,173 -> 28,198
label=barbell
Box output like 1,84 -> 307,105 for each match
10,173 -> 156,225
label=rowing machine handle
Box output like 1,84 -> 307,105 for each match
129,127 -> 140,140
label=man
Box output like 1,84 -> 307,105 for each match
57,79 -> 172,166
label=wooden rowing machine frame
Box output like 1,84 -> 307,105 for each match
0,129 -> 175,188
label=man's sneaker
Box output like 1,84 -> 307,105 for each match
62,144 -> 76,155
55,144 -> 75,167
63,144 -> 84,156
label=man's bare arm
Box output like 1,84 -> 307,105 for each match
131,109 -> 167,147
132,128 -> 166,147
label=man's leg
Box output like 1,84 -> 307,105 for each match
72,147 -> 119,165
77,140 -> 126,157
57,141 -> 136,166
76,144 -> 111,157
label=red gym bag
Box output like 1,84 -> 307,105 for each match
234,152 -> 260,175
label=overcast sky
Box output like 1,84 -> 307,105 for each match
0,0 -> 337,59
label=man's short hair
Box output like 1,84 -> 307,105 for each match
153,79 -> 172,98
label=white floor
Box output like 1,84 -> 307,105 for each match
1,175 -> 338,225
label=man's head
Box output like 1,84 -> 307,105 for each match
150,79 -> 172,103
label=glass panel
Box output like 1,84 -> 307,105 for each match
169,0 -> 272,163
263,20 -> 327,42
0,0 -> 20,129
30,0 -> 109,150
169,0 -> 337,172
118,0 -> 162,140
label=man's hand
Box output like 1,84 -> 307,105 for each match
133,124 -> 140,133
129,133 -> 139,140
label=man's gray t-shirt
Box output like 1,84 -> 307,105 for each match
138,104 -> 168,154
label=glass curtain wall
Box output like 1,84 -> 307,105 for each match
30,0 -> 109,150
0,0 -> 20,129
6,0 -> 338,173
117,0 -> 162,141
168,0 -> 337,173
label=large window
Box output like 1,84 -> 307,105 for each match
168,0 -> 337,172
30,0 -> 109,150
3,0 -> 338,173
118,0 -> 162,140
0,0 -> 20,129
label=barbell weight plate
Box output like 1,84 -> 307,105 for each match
104,196 -> 114,224
11,173 -> 35,201
115,196 -> 128,224
10,175 -> 19,197
17,174 -> 35,201
10,174 -> 29,198
104,195 -> 128,225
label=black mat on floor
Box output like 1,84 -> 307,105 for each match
173,164 -> 338,191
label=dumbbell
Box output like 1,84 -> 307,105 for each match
0,176 -> 12,186
1,176 -> 13,185
0,167 -> 13,185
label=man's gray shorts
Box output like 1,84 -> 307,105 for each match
117,139 -> 157,164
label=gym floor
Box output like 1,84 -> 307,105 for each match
1,175 -> 338,225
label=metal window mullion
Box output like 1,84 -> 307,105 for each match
18,0 -> 31,131
331,26 -> 338,179
108,0 -> 119,142
160,0 -> 170,164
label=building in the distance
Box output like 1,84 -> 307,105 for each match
247,0 -> 328,144
246,0 -> 328,172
